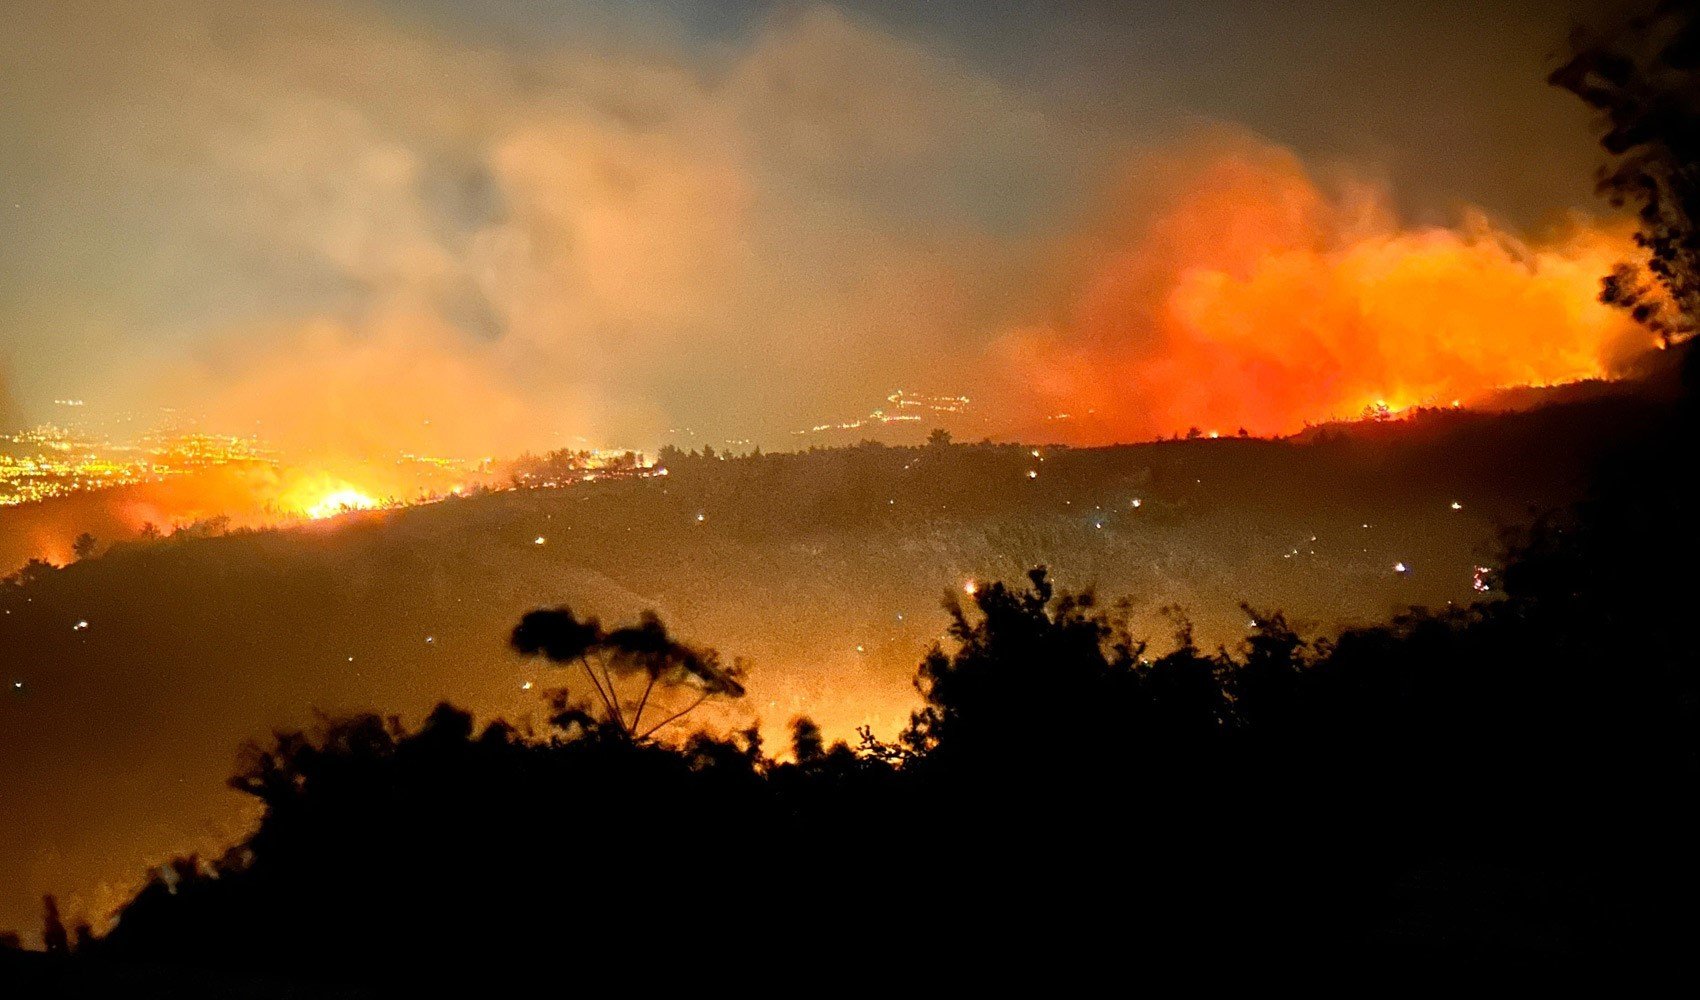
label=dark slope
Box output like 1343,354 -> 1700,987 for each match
0,388 -> 1669,939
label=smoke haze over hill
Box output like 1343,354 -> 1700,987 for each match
1,0 -> 1652,459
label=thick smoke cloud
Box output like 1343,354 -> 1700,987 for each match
2,1 -> 1050,455
0,0 -> 1657,459
996,131 -> 1656,441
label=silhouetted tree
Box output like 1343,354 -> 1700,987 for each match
40,896 -> 67,956
790,716 -> 826,764
3,558 -> 57,588
1553,0 -> 1700,349
70,532 -> 97,560
510,606 -> 744,738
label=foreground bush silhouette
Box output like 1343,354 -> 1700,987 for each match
69,512 -> 1697,992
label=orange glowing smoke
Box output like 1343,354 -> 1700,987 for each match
0,461 -> 464,575
1000,134 -> 1662,441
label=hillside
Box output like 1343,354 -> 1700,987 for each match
0,388 -> 1668,939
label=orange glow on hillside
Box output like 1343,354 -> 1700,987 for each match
271,472 -> 387,521
302,487 -> 379,520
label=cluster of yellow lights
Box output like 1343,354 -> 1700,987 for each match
1,426 -> 274,507
794,390 -> 971,436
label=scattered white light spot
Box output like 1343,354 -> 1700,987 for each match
1130,498 -> 1141,508
855,645 -> 865,653
1393,562 -> 1409,574
534,536 -> 546,545
1027,469 -> 1038,479
695,512 -> 706,523
963,580 -> 978,596
1450,501 -> 1463,511
521,681 -> 533,691
72,620 -> 88,631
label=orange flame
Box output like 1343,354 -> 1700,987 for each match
1001,135 -> 1661,441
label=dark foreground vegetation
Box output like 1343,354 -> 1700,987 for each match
9,346 -> 1698,988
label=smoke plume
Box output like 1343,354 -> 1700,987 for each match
997,132 -> 1658,442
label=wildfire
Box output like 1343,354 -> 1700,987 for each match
269,470 -> 384,522
304,487 -> 378,520
1001,134 -> 1664,443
